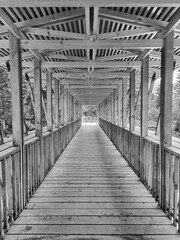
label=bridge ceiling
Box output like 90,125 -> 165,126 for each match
0,1 -> 180,105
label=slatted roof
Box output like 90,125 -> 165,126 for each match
0,1 -> 180,105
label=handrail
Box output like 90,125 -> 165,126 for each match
0,119 -> 81,239
99,118 -> 180,231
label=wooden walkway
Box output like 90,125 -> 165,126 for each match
5,124 -> 180,240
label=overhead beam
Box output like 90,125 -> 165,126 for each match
98,27 -> 157,40
56,72 -> 129,79
0,8 -> 85,36
0,1 -> 180,7
138,8 -> 180,60
96,53 -> 138,61
1,39 -> 180,50
41,61 -> 142,68
0,8 -> 42,60
23,27 -> 86,40
99,8 -> 180,34
20,39 -> 165,50
68,85 -> 117,89
60,80 -> 121,85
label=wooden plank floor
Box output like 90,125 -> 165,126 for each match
5,123 -> 180,240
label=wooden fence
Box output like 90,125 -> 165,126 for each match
0,119 -> 81,239
99,118 -> 180,230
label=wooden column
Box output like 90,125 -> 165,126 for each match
112,89 -> 116,124
117,83 -> 122,126
140,56 -> 149,180
160,31 -> 174,211
114,88 -> 118,125
129,70 -> 136,132
46,70 -> 53,131
60,84 -> 64,125
9,32 -> 24,213
54,79 -> 59,128
34,56 -> 44,183
122,79 -> 127,128
64,86 -> 67,124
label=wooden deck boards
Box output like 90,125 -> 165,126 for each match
5,124 -> 180,240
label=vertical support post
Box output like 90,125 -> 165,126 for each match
64,86 -> 67,124
46,70 -> 53,131
160,31 -> 173,211
117,83 -> 122,126
60,84 -> 64,125
140,56 -> 149,181
122,79 -> 127,128
129,70 -> 136,166
112,89 -> 116,124
9,32 -> 24,212
54,79 -> 59,128
46,70 -> 54,167
34,56 -> 44,183
129,70 -> 135,132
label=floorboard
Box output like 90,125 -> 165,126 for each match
5,123 -> 180,240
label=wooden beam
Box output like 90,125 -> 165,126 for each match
122,79 -> 127,128
46,70 -> 53,131
85,7 -> 90,73
54,79 -> 59,128
99,8 -> 180,33
34,57 -> 42,137
138,8 -> 180,60
20,39 -> 167,50
44,53 -> 86,62
98,27 -> 157,40
0,0 -> 180,7
0,8 -> 85,36
33,56 -> 44,182
92,7 -> 99,73
160,31 -> 174,212
129,69 -> 135,132
41,60 -> 142,68
156,8 -> 180,39
96,53 -> 138,61
9,31 -> 24,213
117,83 -> 122,126
0,8 -> 42,60
56,72 -> 128,79
68,85 -> 117,89
140,56 -> 149,181
9,32 -> 24,146
60,80 -> 121,85
23,27 -> 86,40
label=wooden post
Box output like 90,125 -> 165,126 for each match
46,70 -> 53,131
160,31 -> 173,211
60,84 -> 64,125
129,70 -> 136,166
114,88 -> 118,125
140,56 -> 149,181
64,86 -> 67,124
9,31 -> 24,213
46,70 -> 54,167
129,70 -> 135,132
122,79 -> 127,128
54,79 -> 59,128
34,57 -> 44,183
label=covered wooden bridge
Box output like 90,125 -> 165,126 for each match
1,1 -> 180,239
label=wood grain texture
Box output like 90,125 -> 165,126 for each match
5,124 -> 179,239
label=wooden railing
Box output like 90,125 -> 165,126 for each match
99,118 -> 180,230
0,119 -> 81,239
